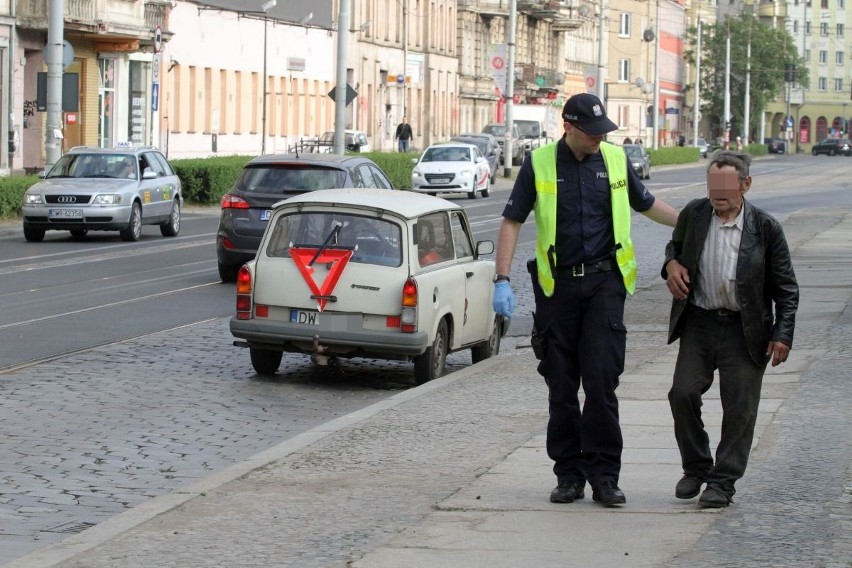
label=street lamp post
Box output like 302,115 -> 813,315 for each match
260,0 -> 276,155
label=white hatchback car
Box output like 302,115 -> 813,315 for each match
410,142 -> 492,199
229,188 -> 507,384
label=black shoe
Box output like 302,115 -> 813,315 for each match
698,484 -> 733,508
592,480 -> 626,507
550,480 -> 585,503
675,475 -> 705,499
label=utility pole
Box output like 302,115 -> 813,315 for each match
743,12 -> 752,146
692,15 -> 701,147
503,0 -> 516,178
724,23 -> 731,148
333,0 -> 349,154
45,0 -> 64,168
652,0 -> 660,149
596,0 -> 605,102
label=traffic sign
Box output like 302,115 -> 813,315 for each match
154,26 -> 163,53
396,74 -> 405,84
327,83 -> 358,106
152,56 -> 160,83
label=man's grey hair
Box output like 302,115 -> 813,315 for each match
707,150 -> 751,179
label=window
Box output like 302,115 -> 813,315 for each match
619,13 -> 631,37
793,20 -> 798,34
821,0 -> 828,7
806,20 -> 811,35
836,78 -> 844,92
417,213 -> 453,266
838,51 -> 845,65
818,77 -> 827,91
838,24 -> 845,37
820,22 -> 828,36
450,212 -> 474,258
618,59 -> 630,82
840,0 -> 846,8
618,105 -> 629,129
819,50 -> 828,64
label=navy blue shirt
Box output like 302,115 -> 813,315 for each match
502,139 -> 656,267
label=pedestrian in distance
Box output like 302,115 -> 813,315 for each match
623,137 -> 632,144
663,150 -> 799,508
394,116 -> 414,153
492,93 -> 680,507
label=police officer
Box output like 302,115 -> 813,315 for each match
493,93 -> 679,507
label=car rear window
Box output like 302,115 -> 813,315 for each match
265,211 -> 402,267
236,165 -> 345,194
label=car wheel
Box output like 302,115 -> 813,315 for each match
471,317 -> 502,364
468,179 -> 478,200
159,199 -> 181,237
812,148 -> 817,155
218,261 -> 239,283
120,202 -> 143,242
23,222 -> 45,242
250,348 -> 283,375
829,149 -> 836,156
413,318 -> 448,385
70,228 -> 88,239
481,175 -> 490,198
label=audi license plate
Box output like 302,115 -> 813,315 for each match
290,309 -> 319,325
48,209 -> 83,219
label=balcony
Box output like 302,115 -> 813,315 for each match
17,0 -> 171,34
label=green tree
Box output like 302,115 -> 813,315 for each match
683,15 -> 806,142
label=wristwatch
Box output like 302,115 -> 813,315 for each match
493,274 -> 510,283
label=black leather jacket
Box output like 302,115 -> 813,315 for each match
661,198 -> 799,366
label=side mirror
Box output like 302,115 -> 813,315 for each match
142,169 -> 158,179
476,240 -> 494,256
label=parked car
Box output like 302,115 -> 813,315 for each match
811,138 -> 852,156
216,154 -> 395,282
456,132 -> 503,167
21,144 -> 182,242
766,138 -> 786,154
695,137 -> 709,158
623,143 -> 651,179
410,142 -> 492,199
451,135 -> 499,183
229,188 -> 508,384
482,123 -> 530,165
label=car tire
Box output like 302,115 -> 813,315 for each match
829,149 -> 836,156
250,348 -> 283,375
70,228 -> 88,239
120,202 -> 143,242
812,148 -> 817,156
471,317 -> 502,364
23,222 -> 45,242
160,199 -> 181,237
468,180 -> 478,200
644,168 -> 650,180
218,261 -> 239,283
413,318 -> 448,385
481,175 -> 490,198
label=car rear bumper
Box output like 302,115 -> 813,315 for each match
230,317 -> 429,356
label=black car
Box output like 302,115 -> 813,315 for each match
452,135 -> 499,182
216,154 -> 395,282
811,138 -> 852,156
766,139 -> 786,154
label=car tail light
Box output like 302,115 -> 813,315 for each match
236,266 -> 253,319
400,278 -> 417,333
221,194 -> 250,209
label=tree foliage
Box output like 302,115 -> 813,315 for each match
683,15 -> 805,141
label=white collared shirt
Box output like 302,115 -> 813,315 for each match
692,206 -> 744,311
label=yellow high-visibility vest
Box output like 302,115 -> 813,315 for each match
531,140 -> 637,296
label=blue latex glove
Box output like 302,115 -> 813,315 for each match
493,281 -> 515,318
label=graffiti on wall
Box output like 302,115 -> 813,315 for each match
23,100 -> 38,128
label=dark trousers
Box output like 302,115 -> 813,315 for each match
532,269 -> 627,486
668,307 -> 767,496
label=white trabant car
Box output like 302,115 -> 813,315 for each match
410,142 -> 492,199
229,188 -> 507,384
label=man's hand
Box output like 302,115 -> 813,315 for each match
767,341 -> 791,367
493,281 -> 515,318
665,259 -> 691,300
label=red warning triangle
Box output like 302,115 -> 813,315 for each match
289,247 -> 353,312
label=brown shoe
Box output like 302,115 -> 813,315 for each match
550,480 -> 585,503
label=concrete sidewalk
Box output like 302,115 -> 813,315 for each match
6,207 -> 851,568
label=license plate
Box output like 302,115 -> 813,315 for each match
290,309 -> 319,325
260,209 -> 272,221
48,209 -> 83,219
431,178 -> 450,185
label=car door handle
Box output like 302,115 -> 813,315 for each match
466,271 -> 474,278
